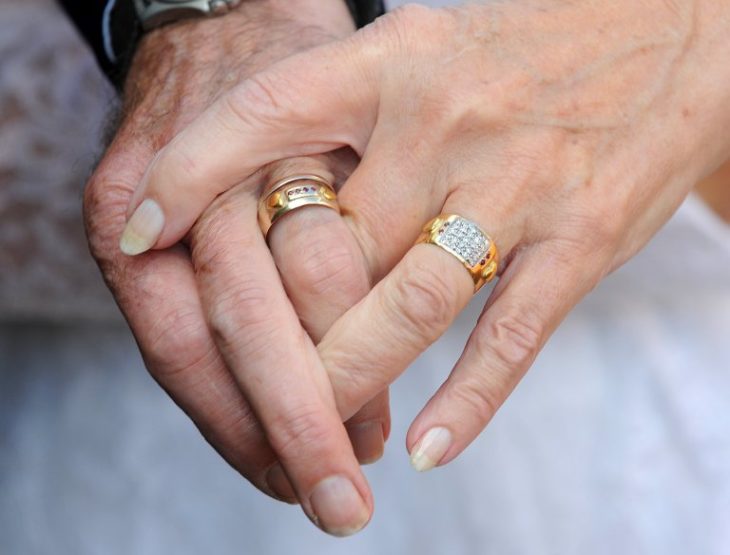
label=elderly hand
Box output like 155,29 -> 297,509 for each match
85,0 -> 392,536
125,0 -> 730,475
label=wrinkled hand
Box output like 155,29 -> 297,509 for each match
128,0 -> 730,472
84,0 -> 391,536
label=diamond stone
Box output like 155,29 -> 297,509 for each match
287,186 -> 319,200
436,217 -> 489,267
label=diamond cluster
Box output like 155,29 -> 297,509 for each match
437,217 -> 490,267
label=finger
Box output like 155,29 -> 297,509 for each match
319,205 -> 523,422
191,187 -> 373,537
265,160 -> 391,464
119,37 -> 382,256
406,245 -> 600,471
345,389 -> 391,464
84,155 -> 282,500
337,137 -> 449,282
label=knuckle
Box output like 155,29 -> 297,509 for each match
143,304 -> 217,380
154,143 -> 202,190
361,4 -> 449,59
447,375 -> 504,426
418,77 -> 501,137
389,258 -> 459,344
201,403 -> 262,463
379,4 -> 444,42
82,174 -> 132,263
591,211 -> 625,247
476,309 -> 543,370
209,405 -> 260,447
324,342 -> 389,417
559,194 -> 626,255
224,72 -> 295,129
291,235 -> 365,300
190,193 -> 250,257
207,282 -> 278,356
268,402 -> 333,461
564,205 -> 624,253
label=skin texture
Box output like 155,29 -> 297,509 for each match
84,0 -> 393,536
126,0 -> 730,489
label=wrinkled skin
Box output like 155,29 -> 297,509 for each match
131,0 -> 730,497
84,0 -> 392,537
98,0 -> 730,537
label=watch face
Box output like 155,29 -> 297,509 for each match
139,0 -> 204,6
139,0 -> 187,4
135,0 -> 213,30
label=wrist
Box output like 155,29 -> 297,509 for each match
122,0 -> 353,117
139,0 -> 354,56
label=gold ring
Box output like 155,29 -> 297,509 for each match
258,175 -> 340,238
416,214 -> 499,293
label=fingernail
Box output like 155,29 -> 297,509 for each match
265,463 -> 298,504
409,427 -> 452,472
309,475 -> 370,537
119,199 -> 164,255
348,422 -> 385,465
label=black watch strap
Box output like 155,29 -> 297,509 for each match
57,0 -> 386,91
344,0 -> 385,28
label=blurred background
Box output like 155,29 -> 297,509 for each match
0,0 -> 116,320
2,1 -> 729,554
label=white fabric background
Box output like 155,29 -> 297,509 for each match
2,1 -> 730,554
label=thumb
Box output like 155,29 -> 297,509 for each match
118,37 -> 382,255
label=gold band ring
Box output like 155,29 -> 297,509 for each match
258,175 -> 340,238
417,214 -> 499,293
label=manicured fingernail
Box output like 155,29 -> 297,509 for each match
348,422 -> 385,465
265,463 -> 298,504
119,199 -> 164,255
309,475 -> 370,537
409,427 -> 452,472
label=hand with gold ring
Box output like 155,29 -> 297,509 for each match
121,0 -> 730,511
187,153 -> 391,535
83,0 -> 393,537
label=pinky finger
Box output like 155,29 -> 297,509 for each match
406,245 -> 600,472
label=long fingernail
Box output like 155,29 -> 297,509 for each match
348,422 -> 385,465
409,427 -> 452,472
119,199 -> 164,255
309,475 -> 370,537
265,463 -> 298,504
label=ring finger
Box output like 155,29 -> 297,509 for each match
262,155 -> 392,469
190,179 -> 373,537
318,190 -> 524,422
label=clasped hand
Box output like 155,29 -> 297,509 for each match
85,1 -> 730,537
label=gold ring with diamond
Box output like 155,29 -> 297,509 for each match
258,175 -> 340,238
416,214 -> 500,293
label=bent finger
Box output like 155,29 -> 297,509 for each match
191,186 -> 373,536
406,245 -> 601,471
85,160 -> 281,499
319,201 -> 523,421
265,160 -> 390,464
